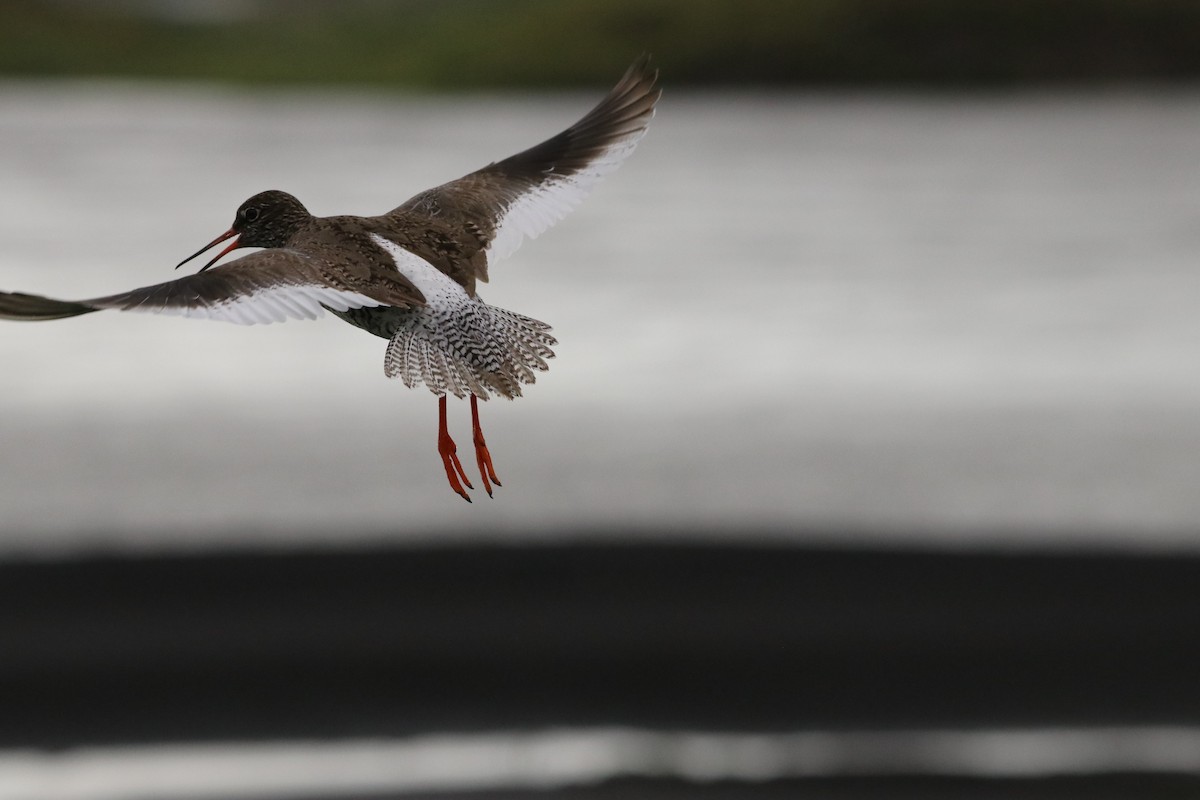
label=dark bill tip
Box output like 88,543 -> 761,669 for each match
176,228 -> 238,271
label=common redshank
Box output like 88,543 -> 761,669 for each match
0,56 -> 660,501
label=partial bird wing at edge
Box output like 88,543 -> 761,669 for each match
387,54 -> 661,283
0,248 -> 423,326
0,292 -> 96,321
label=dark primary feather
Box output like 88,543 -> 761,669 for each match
386,54 -> 661,283
0,292 -> 96,321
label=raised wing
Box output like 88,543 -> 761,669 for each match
0,248 -> 421,326
389,54 -> 660,281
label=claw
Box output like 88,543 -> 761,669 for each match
438,395 -> 473,502
470,394 -> 501,498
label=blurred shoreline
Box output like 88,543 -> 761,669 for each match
3,541 -> 1198,748
5,1 -> 1200,89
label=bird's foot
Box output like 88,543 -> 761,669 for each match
438,432 -> 473,502
470,394 -> 501,498
472,432 -> 500,498
439,395 -> 474,502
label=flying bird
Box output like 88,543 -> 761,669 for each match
0,57 -> 660,502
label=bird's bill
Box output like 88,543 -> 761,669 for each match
175,228 -> 240,272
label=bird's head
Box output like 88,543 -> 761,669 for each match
176,190 -> 311,272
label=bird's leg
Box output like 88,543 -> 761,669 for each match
438,395 -> 473,502
470,394 -> 501,497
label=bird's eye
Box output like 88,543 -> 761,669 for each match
243,207 -> 261,223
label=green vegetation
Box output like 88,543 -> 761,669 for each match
1,0 -> 1198,88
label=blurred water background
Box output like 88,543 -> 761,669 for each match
2,2 -> 1200,799
1,82 -> 1199,552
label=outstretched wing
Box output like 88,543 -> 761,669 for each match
388,54 -> 661,281
0,248 -> 421,326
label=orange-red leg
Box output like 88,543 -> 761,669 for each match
438,395 -> 473,502
470,394 -> 501,497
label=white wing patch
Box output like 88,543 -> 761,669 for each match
369,234 -> 471,309
123,285 -> 385,326
486,128 -> 649,264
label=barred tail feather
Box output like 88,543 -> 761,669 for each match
383,302 -> 557,399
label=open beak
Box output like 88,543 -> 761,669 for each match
175,228 -> 240,272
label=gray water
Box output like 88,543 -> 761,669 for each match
1,82 -> 1199,554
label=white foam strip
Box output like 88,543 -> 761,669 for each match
3,726 -> 1200,800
